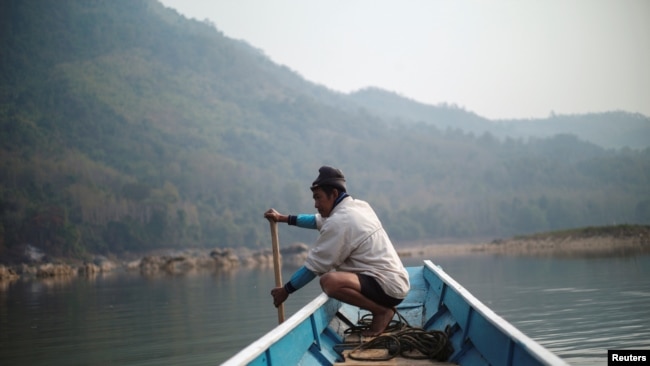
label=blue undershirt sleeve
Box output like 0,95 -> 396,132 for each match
296,214 -> 317,229
283,265 -> 316,294
287,214 -> 317,229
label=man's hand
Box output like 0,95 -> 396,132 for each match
271,286 -> 289,308
264,208 -> 286,223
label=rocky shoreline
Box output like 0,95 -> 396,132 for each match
0,243 -> 310,282
2,225 -> 648,282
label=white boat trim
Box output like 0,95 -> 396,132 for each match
424,260 -> 568,365
221,293 -> 332,366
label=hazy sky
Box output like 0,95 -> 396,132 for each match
158,0 -> 649,120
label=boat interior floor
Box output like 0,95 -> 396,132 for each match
333,333 -> 458,366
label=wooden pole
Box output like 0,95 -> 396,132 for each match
269,220 -> 285,323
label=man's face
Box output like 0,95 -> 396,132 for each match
312,188 -> 338,217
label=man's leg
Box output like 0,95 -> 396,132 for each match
319,272 -> 395,336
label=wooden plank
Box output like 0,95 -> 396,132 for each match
337,333 -> 457,366
334,349 -> 456,365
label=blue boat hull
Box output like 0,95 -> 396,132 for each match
222,260 -> 566,365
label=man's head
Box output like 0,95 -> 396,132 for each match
311,166 -> 346,192
310,166 -> 346,217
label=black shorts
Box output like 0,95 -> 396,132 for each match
357,274 -> 403,308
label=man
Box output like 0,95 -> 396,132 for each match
264,166 -> 410,336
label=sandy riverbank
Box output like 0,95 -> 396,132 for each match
398,226 -> 650,258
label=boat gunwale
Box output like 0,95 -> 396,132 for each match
221,292 -> 335,365
423,260 -> 568,365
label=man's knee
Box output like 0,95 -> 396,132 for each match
320,272 -> 359,296
319,273 -> 335,295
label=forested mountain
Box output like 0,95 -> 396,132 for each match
1,0 -> 649,260
349,88 -> 650,149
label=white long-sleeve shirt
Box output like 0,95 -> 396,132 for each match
304,196 -> 410,299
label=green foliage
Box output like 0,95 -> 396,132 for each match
0,0 -> 649,260
513,224 -> 650,241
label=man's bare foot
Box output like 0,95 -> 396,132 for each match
362,307 -> 396,337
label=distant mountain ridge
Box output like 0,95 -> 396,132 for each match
0,0 -> 648,260
349,88 -> 650,149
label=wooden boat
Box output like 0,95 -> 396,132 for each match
222,260 -> 567,365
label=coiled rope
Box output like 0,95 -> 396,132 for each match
344,311 -> 454,362
344,313 -> 407,335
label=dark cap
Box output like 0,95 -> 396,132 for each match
311,166 -> 346,192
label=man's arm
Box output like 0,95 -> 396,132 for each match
264,209 -> 318,229
271,265 -> 317,307
283,265 -> 317,293
287,214 -> 317,229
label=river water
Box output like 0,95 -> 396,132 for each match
1,252 -> 649,365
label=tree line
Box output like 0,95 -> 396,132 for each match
0,0 -> 648,260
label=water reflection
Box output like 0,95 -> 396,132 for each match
1,254 -> 648,366
416,254 -> 650,366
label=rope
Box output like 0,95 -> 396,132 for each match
343,310 -> 454,362
343,312 -> 408,335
